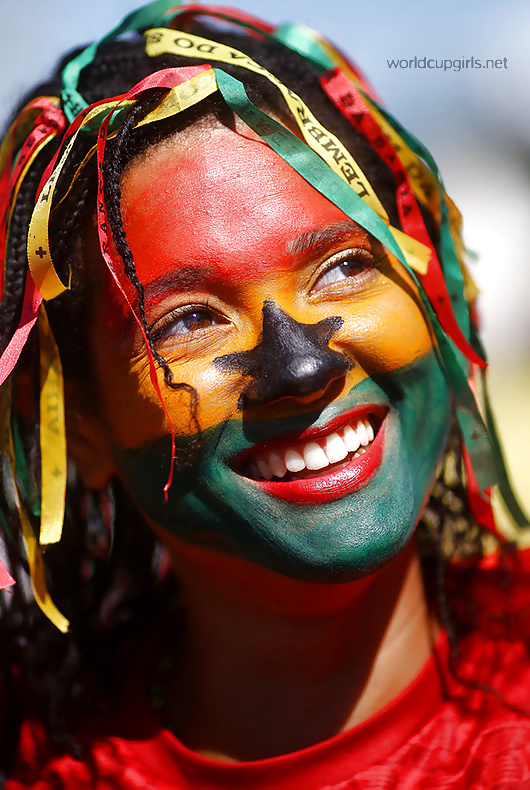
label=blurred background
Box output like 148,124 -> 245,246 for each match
1,0 -> 528,514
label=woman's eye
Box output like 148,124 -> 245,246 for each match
176,309 -> 217,334
152,307 -> 227,341
312,252 -> 377,294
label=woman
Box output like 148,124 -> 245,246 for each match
1,1 -> 529,787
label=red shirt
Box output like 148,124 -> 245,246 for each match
8,554 -> 530,789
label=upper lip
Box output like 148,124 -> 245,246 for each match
233,403 -> 388,469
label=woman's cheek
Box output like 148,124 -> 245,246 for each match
336,288 -> 434,375
95,348 -> 243,450
185,362 -> 244,431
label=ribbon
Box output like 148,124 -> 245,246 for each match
320,68 -> 486,371
0,381 -> 68,630
0,273 -> 43,388
0,562 -> 15,590
0,98 -> 64,296
272,21 -> 380,102
38,306 -> 67,545
61,0 -> 186,121
167,4 -> 275,35
145,28 -> 387,220
363,98 -> 474,347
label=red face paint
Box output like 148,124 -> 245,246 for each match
120,125 -> 369,290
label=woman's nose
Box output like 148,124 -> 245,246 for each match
214,300 -> 352,408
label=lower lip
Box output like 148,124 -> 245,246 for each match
249,419 -> 386,504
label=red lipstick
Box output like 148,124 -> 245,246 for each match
238,406 -> 387,504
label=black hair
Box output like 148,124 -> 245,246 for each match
0,18 -> 502,769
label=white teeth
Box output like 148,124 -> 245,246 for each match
249,461 -> 261,479
257,458 -> 273,480
246,416 -> 378,480
285,448 -> 306,473
342,424 -> 360,453
303,442 -> 330,470
325,433 -> 348,463
268,452 -> 287,478
357,420 -> 370,446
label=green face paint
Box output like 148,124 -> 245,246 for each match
114,350 -> 450,582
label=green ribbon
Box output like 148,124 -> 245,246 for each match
272,23 -> 334,73
61,0 -> 183,121
12,416 -> 40,519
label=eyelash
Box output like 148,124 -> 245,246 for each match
310,248 -> 380,294
150,299 -> 227,342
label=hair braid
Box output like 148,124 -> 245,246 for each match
0,153 -> 53,353
101,91 -> 199,430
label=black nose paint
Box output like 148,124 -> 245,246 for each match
214,300 -> 352,409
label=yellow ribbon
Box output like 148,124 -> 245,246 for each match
27,100 -> 124,300
38,305 -> 67,545
388,227 -> 430,276
28,68 -> 218,302
145,28 -> 388,221
0,381 -> 69,632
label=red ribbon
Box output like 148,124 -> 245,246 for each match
320,67 -> 486,370
0,273 -> 42,387
0,100 -> 65,295
462,443 -> 504,541
167,5 -> 275,34
0,559 -> 15,590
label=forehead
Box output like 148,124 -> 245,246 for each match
119,123 -> 370,287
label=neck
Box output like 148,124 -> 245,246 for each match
164,539 -> 437,762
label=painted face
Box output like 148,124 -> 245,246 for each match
90,121 -> 451,583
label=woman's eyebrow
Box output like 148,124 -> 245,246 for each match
287,221 -> 367,257
142,266 -> 212,305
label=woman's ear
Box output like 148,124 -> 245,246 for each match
64,379 -> 116,490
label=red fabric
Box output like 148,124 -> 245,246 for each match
8,554 -> 530,789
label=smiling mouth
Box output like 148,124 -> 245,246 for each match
242,416 -> 378,481
234,408 -> 386,504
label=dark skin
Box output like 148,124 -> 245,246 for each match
161,537 -> 437,762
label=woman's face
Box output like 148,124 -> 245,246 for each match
88,121 -> 451,583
